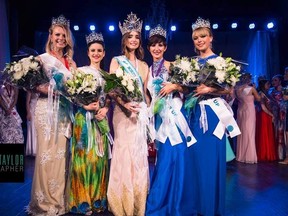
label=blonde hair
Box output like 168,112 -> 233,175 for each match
45,24 -> 74,59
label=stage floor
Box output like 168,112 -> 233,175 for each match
0,157 -> 288,216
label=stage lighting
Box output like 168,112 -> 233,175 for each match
171,25 -> 176,31
212,24 -> 218,29
249,23 -> 255,29
231,23 -> 237,29
267,22 -> 274,29
73,25 -> 79,31
109,25 -> 115,31
89,25 -> 96,31
145,25 -> 150,31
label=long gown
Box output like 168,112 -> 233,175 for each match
145,59 -> 197,215
68,66 -> 110,214
256,91 -> 278,161
236,86 -> 258,163
27,53 -> 72,215
107,56 -> 149,216
25,92 -> 39,156
187,54 -> 240,216
0,85 -> 24,144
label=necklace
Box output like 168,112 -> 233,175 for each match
152,59 -> 164,78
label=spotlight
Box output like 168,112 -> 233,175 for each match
170,25 -> 176,31
89,25 -> 95,31
249,23 -> 255,29
267,22 -> 274,29
145,25 -> 150,31
212,24 -> 218,29
231,23 -> 237,29
73,25 -> 79,31
108,25 -> 115,31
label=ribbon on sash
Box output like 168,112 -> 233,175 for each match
115,56 -> 145,102
156,96 -> 197,147
199,97 -> 241,139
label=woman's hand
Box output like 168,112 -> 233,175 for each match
194,84 -> 215,96
159,82 -> 178,97
83,101 -> 99,111
95,107 -> 108,121
124,102 -> 141,114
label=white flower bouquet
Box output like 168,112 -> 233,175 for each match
1,55 -> 49,90
170,55 -> 200,86
64,68 -> 102,106
101,66 -> 143,102
199,56 -> 241,88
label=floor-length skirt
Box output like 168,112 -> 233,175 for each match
68,109 -> 109,213
26,98 -> 37,156
27,98 -> 69,216
107,105 -> 149,216
188,104 -> 226,216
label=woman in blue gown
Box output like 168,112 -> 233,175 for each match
145,25 -> 197,215
187,17 -> 240,216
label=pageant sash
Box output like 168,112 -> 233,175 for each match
199,97 -> 241,139
156,96 -> 197,147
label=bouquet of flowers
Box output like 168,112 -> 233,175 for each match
169,55 -> 200,86
199,56 -> 241,88
1,55 -> 49,90
64,68 -> 102,106
100,66 -> 143,102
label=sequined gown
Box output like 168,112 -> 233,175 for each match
27,53 -> 72,216
145,59 -> 197,215
107,56 -> 149,216
0,85 -> 24,143
67,66 -> 110,214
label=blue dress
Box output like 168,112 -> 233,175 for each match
145,59 -> 197,215
188,54 -> 227,216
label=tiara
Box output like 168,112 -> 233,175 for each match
52,15 -> 70,27
86,32 -> 104,44
192,17 -> 210,31
149,24 -> 167,38
119,12 -> 143,35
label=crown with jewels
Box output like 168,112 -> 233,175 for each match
149,24 -> 167,38
52,15 -> 70,27
85,31 -> 104,44
191,17 -> 211,31
119,12 -> 143,35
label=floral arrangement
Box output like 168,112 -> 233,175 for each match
169,55 -> 200,86
1,56 -> 49,90
200,56 -> 241,88
101,66 -> 143,102
64,68 -> 102,106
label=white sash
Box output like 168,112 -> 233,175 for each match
199,97 -> 241,139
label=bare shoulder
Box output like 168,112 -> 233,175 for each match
109,57 -> 119,73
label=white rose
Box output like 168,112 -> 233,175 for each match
121,80 -> 127,86
30,61 -> 39,70
13,70 -> 24,80
13,63 -> 23,73
127,84 -> 135,92
115,67 -> 124,77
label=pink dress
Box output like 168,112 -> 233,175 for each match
236,86 -> 258,163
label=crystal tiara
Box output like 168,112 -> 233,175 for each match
192,17 -> 210,31
149,24 -> 167,38
52,15 -> 70,27
119,12 -> 143,35
86,32 -> 104,44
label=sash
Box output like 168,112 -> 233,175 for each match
115,56 -> 145,101
156,96 -> 197,147
199,97 -> 241,139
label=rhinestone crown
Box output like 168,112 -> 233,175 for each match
52,15 -> 70,27
86,32 -> 104,44
149,24 -> 167,38
192,17 -> 210,31
119,12 -> 143,35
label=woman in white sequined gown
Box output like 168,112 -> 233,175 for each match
27,15 -> 76,216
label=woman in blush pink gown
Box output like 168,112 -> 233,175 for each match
236,73 -> 261,163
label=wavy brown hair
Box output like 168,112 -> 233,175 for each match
121,31 -> 144,60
